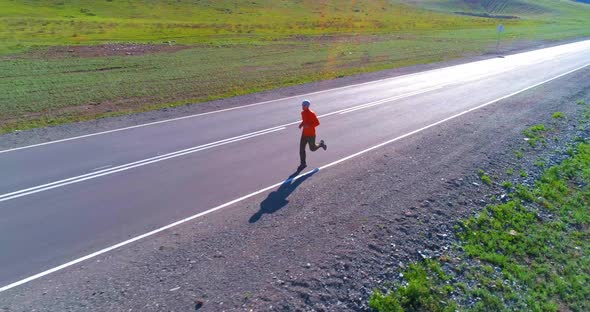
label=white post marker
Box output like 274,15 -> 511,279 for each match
496,24 -> 505,55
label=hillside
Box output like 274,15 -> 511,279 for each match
0,0 -> 588,133
1,0 -> 588,54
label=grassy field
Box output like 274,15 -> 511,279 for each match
370,102 -> 590,311
0,0 -> 589,133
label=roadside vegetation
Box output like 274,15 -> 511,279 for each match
1,0 -> 589,133
369,102 -> 590,311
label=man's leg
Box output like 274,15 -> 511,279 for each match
308,136 -> 321,152
299,135 -> 307,166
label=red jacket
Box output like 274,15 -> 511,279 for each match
301,109 -> 320,137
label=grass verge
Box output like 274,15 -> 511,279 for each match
370,103 -> 590,311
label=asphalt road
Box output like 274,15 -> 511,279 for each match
1,40 -> 589,291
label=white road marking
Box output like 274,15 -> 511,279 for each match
0,62 -> 587,293
337,86 -> 443,114
0,62 -> 440,155
1,40 -> 588,154
0,86 -> 443,202
92,165 -> 112,171
0,126 -> 286,202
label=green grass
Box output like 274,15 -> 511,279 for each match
552,111 -> 566,119
0,0 -> 589,132
371,140 -> 590,311
370,260 -> 457,312
523,124 -> 547,147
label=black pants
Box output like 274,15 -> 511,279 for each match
300,135 -> 320,165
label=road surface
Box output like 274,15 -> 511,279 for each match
1,40 -> 589,292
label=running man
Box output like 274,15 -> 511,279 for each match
298,100 -> 327,170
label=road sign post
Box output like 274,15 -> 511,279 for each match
496,24 -> 505,55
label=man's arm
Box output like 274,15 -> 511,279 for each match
312,113 -> 320,127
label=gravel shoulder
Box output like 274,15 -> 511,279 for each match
1,61 -> 589,310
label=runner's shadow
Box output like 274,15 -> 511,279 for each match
249,168 -> 319,223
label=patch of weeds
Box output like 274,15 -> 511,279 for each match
501,181 -> 513,189
514,150 -> 523,159
576,100 -> 587,105
522,124 -> 547,147
519,170 -> 528,178
477,169 -> 492,185
506,168 -> 514,176
370,260 -> 457,312
534,157 -> 545,168
552,111 -> 566,120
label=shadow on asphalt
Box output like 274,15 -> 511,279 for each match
249,168 -> 319,223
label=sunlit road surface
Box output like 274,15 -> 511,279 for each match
1,40 -> 589,291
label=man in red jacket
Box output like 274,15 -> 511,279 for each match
298,100 -> 327,170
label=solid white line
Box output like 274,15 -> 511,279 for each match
2,40 -> 587,155
92,165 -> 112,171
0,87 -> 441,202
0,64 -> 437,155
338,86 -> 443,114
0,127 -> 285,202
319,63 -> 589,169
0,126 -> 286,200
0,62 -> 587,293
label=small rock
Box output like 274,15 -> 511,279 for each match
195,300 -> 204,310
404,211 -> 416,217
169,287 -> 180,292
472,182 -> 480,187
305,263 -> 311,268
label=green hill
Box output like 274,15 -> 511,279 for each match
0,0 -> 588,133
1,0 -> 587,54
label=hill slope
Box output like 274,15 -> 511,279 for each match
0,0 -> 588,133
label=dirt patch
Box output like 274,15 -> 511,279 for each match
24,43 -> 193,59
0,95 -> 166,130
454,11 -> 519,19
289,34 -> 417,45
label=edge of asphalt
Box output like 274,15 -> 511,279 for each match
1,36 -> 588,150
2,55 -> 589,312
0,57 -> 588,296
